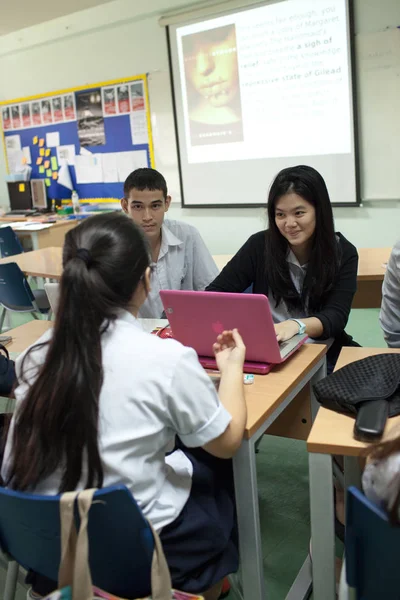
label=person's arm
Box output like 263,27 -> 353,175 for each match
310,240 -> 359,340
206,233 -> 262,293
190,228 -> 219,290
167,334 -> 246,459
380,242 -> 400,348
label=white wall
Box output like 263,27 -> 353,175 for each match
0,0 -> 398,253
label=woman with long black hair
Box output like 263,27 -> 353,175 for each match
207,165 -> 359,371
2,213 -> 246,600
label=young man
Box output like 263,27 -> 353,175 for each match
121,168 -> 219,318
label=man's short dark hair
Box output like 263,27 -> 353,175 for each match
123,168 -> 168,200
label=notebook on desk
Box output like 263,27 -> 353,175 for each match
160,290 -> 308,375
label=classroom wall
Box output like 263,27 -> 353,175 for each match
0,0 -> 398,254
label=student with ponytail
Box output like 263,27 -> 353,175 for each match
2,213 -> 246,600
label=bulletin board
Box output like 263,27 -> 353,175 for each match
0,74 -> 154,203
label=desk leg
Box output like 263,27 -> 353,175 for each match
309,453 -> 336,600
233,438 -> 265,600
344,456 -> 362,491
310,358 -> 327,421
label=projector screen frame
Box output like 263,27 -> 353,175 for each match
166,0 -> 361,209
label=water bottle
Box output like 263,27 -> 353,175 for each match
71,190 -> 80,215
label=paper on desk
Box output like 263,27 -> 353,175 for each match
75,154 -> 103,184
130,112 -> 148,145
101,153 -> 118,182
22,146 -> 32,165
46,132 -> 60,148
57,144 -> 75,166
116,150 -> 148,182
58,163 -> 73,190
0,222 -> 26,229
12,222 -> 53,231
5,135 -> 21,152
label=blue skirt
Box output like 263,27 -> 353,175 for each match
160,445 -> 239,593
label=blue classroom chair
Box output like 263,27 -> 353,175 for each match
0,227 -> 23,258
339,486 -> 400,599
0,263 -> 51,331
0,485 -> 155,600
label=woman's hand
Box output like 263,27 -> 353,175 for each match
274,320 -> 300,343
213,329 -> 246,374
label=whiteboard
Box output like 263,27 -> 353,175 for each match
355,28 -> 400,200
149,28 -> 400,205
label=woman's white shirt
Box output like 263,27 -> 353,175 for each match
1,311 -> 231,531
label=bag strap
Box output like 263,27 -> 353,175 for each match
73,489 -> 96,600
147,521 -> 172,600
58,491 -> 79,589
0,344 -> 9,360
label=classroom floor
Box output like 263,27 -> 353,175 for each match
0,308 -> 385,600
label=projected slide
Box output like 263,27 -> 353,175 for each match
176,0 -> 352,164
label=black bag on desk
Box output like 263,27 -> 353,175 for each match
313,353 -> 400,417
0,344 -> 16,396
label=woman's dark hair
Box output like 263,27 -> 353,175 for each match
6,213 -> 150,492
265,165 -> 339,313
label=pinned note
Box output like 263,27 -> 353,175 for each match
33,136 -> 38,145
45,178 -> 51,187
39,166 -> 45,174
22,157 -> 27,165
18,183 -> 25,192
36,157 -> 43,165
52,172 -> 58,180
51,156 -> 58,171
45,149 -> 51,157
39,138 -> 45,147
46,169 -> 52,177
39,148 -> 45,157
44,160 -> 50,169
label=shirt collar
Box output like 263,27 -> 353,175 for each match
159,221 -> 184,260
116,309 -> 143,330
286,249 -> 308,269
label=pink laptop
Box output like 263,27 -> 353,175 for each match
160,291 -> 308,374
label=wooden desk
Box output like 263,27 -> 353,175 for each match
213,248 -> 391,309
0,218 -> 77,250
306,347 -> 400,600
4,317 -> 327,600
353,247 -> 390,309
0,246 -> 62,279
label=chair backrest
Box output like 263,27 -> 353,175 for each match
0,485 -> 155,598
0,227 -> 23,258
0,263 -> 36,311
346,486 -> 400,599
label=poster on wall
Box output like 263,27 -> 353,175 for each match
2,106 -> 11,130
130,81 -> 145,111
41,99 -> 52,124
102,87 -> 117,115
52,97 -> 63,122
32,102 -> 42,125
21,103 -> 31,128
75,88 -> 106,147
11,105 -> 21,129
117,85 -> 130,113
63,94 -> 76,121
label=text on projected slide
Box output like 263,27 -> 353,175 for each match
176,0 -> 352,164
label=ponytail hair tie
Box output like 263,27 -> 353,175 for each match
76,248 -> 92,267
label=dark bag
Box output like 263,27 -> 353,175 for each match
313,353 -> 400,417
0,344 -> 16,396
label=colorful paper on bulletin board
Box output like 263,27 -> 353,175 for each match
51,156 -> 58,170
45,178 -> 51,187
0,73 -> 154,201
52,172 -> 58,180
39,148 -> 45,157
44,160 -> 50,169
46,169 -> 52,177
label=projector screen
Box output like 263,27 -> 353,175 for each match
168,0 -> 359,207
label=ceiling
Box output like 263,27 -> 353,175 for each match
0,0 -> 116,36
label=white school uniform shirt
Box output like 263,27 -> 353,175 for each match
1,311 -> 231,532
139,219 -> 219,319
